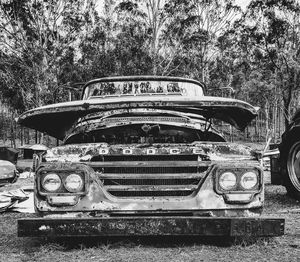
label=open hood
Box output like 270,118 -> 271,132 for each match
17,96 -> 258,140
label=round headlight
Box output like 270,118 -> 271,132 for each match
42,173 -> 61,192
64,173 -> 84,192
240,172 -> 258,189
219,172 -> 237,190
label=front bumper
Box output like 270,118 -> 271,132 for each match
18,217 -> 284,237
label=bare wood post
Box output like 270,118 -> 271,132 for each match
258,113 -> 261,141
20,126 -> 23,146
0,106 -> 3,143
274,104 -> 277,142
26,128 -> 30,144
278,106 -> 281,141
14,117 -> 17,147
10,114 -> 16,148
40,133 -> 44,144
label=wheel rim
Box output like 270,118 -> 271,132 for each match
287,141 -> 300,191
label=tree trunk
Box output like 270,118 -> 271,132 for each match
265,103 -> 269,139
10,114 -> 16,148
20,126 -> 23,146
283,95 -> 291,131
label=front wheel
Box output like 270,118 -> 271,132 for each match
284,140 -> 300,200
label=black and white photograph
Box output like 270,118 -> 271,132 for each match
0,0 -> 299,261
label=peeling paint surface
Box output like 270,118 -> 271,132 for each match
19,77 -> 264,220
34,117 -> 262,217
35,154 -> 263,216
45,142 -> 256,162
17,77 -> 284,237
18,217 -> 285,237
18,95 -> 259,140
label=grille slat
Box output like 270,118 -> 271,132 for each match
100,166 -> 198,174
98,173 -> 204,179
92,155 -> 198,162
106,185 -> 198,191
109,191 -> 192,197
89,161 -> 205,167
102,178 -> 201,186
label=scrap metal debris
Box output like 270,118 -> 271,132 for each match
0,188 -> 34,213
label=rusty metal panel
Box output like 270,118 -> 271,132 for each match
16,76 -> 280,238
230,218 -> 284,236
17,96 -> 258,139
18,217 -> 284,237
44,143 -> 256,163
89,161 -> 203,167
34,159 -> 265,213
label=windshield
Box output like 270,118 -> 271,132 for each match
83,80 -> 203,99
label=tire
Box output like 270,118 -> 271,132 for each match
280,134 -> 300,201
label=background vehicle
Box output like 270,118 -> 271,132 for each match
270,110 -> 300,201
0,147 -> 19,186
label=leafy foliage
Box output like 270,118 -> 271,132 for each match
0,0 -> 300,133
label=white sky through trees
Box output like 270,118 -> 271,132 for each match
235,0 -> 251,9
96,0 -> 253,14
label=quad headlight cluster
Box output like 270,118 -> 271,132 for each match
40,172 -> 85,194
217,169 -> 260,192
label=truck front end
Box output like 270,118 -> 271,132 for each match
17,76 -> 284,237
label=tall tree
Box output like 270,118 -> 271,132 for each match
163,0 -> 241,81
242,0 -> 300,129
0,0 -> 93,110
144,0 -> 167,74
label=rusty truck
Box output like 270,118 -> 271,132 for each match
17,76 -> 284,237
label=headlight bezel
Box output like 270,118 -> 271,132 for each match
38,170 -> 87,195
215,167 -> 262,194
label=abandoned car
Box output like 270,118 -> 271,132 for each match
0,147 -> 19,187
17,76 -> 284,237
270,110 -> 300,201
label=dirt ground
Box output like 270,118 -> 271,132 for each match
0,180 -> 299,262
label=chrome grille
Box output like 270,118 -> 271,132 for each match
90,155 -> 210,198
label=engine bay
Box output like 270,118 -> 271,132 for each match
65,123 -> 225,144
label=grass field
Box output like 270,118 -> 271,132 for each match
0,181 -> 299,262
